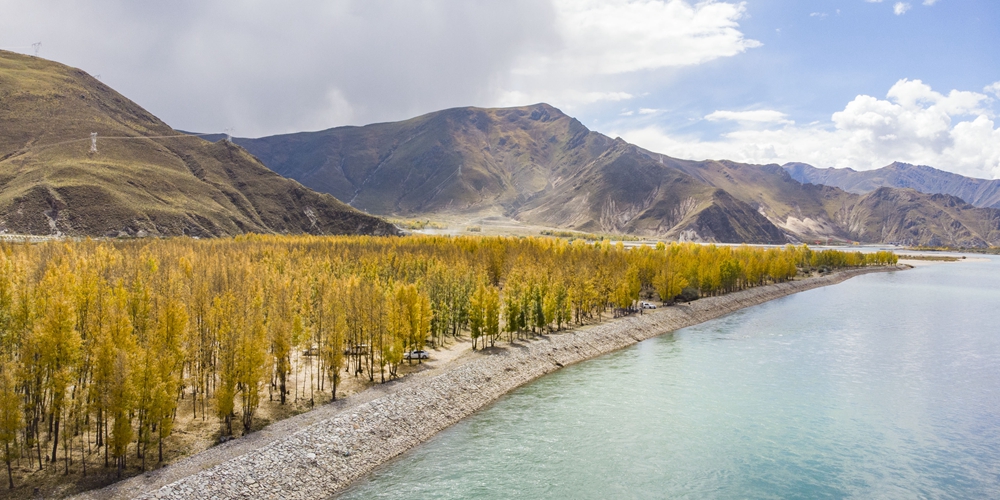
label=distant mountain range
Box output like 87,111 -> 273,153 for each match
784,162 -> 1000,209
228,105 -> 1000,247
0,50 -> 396,237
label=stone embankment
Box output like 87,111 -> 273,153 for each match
77,267 -> 900,500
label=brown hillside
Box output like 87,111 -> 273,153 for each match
0,50 -> 397,237
236,105 -> 787,243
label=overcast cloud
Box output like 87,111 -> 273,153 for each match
0,0 -> 755,137
2,0 -> 998,178
2,1 -> 558,136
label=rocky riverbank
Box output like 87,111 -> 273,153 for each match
76,266 -> 901,500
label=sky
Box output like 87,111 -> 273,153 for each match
2,0 -> 999,178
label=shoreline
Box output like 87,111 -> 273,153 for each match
76,266 -> 902,500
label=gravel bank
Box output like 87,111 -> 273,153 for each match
76,267 -> 900,500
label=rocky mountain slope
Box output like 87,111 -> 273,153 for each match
233,104 -> 1000,247
842,187 -> 1000,246
784,162 -> 1000,209
0,50 -> 396,237
660,157 -> 1000,246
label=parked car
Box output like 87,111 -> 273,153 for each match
640,301 -> 657,309
404,350 -> 429,360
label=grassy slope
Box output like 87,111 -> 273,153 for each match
0,50 -> 397,237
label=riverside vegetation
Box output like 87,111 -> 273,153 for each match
0,235 -> 897,493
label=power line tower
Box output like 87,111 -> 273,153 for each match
90,133 -> 98,153
31,42 -> 41,57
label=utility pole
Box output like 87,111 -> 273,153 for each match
31,42 -> 41,57
90,133 -> 98,153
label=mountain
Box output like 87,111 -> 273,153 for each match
0,50 -> 397,237
232,104 -> 1000,247
232,105 -> 786,243
230,104 -> 1000,247
843,187 -> 1000,247
656,156 -> 1000,246
784,162 -> 1000,209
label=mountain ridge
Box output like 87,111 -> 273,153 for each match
229,104 -> 1000,247
230,104 -> 789,243
784,161 -> 1000,209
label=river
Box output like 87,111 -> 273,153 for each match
340,257 -> 1000,499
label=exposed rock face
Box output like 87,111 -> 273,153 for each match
75,267 -> 900,500
0,50 -> 397,237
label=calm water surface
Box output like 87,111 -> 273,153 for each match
340,257 -> 1000,499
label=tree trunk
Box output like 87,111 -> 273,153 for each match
36,432 -> 43,470
279,371 -> 287,405
81,429 -> 86,476
95,409 -> 103,447
5,443 -> 13,490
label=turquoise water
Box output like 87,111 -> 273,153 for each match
340,257 -> 1000,499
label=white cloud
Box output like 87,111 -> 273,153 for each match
986,81 -> 1000,98
529,0 -> 760,76
500,0 -> 759,116
869,0 -> 934,11
615,79 -> 1000,179
639,108 -> 661,115
810,12 -> 828,18
706,109 -> 793,124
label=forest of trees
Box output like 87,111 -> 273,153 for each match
0,235 -> 896,488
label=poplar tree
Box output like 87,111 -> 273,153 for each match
213,292 -> 238,436
0,358 -> 20,490
36,263 -> 81,467
321,280 -> 346,400
239,288 -> 268,434
104,284 -> 136,477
